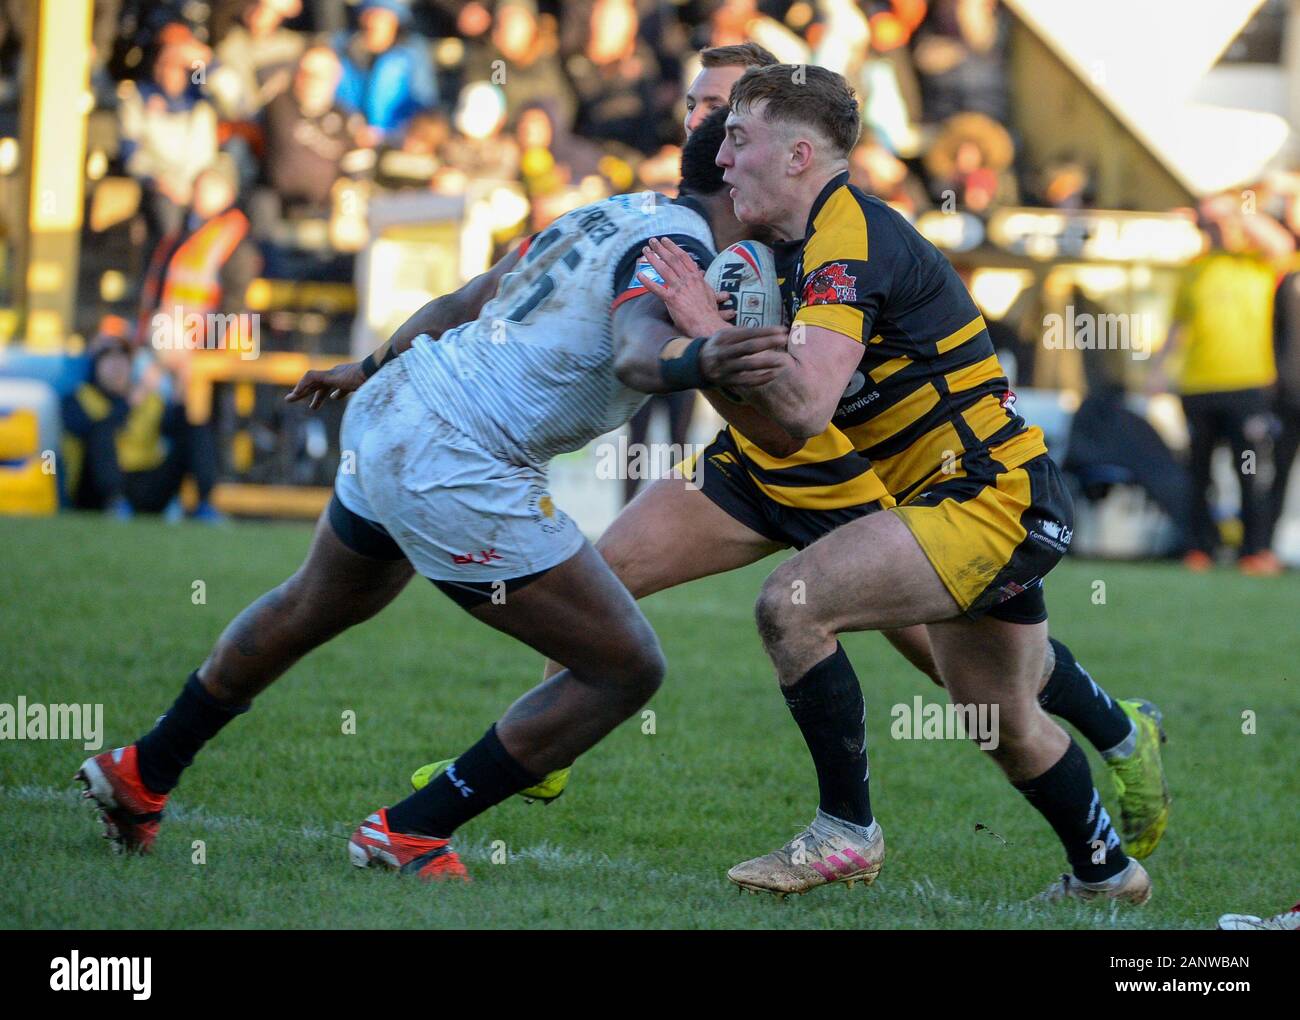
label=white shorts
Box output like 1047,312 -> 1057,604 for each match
333,358 -> 585,583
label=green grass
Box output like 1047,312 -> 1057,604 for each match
1,514 -> 1295,929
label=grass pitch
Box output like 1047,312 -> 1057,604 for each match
1,514 -> 1295,929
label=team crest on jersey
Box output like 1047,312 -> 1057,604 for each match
527,486 -> 567,534
802,262 -> 858,306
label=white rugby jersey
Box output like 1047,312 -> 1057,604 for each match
402,191 -> 716,466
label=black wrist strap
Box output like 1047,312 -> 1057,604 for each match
659,336 -> 709,392
360,343 -> 400,380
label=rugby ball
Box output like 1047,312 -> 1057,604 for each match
705,240 -> 783,328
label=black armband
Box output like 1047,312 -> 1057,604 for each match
659,336 -> 709,392
360,342 -> 401,380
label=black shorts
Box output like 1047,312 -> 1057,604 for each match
691,428 -> 886,550
693,430 -> 1054,624
326,493 -> 551,610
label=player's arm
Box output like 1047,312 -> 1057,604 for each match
610,291 -> 787,395
698,388 -> 806,458
632,235 -> 804,454
610,272 -> 803,456
730,324 -> 863,439
729,239 -> 885,437
286,246 -> 524,409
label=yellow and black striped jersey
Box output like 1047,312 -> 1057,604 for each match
739,171 -> 1045,507
720,246 -> 893,515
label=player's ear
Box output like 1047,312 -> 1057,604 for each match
788,137 -> 818,176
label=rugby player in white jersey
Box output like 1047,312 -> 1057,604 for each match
74,115 -> 787,880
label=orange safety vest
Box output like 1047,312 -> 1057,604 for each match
140,208 -> 250,351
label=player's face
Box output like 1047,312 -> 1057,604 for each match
684,65 -> 745,137
717,104 -> 791,229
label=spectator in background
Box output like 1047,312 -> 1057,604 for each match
383,109 -> 459,191
61,327 -> 136,518
809,0 -> 871,76
922,111 -> 1017,214
1148,194 -> 1295,575
850,136 -> 929,218
334,0 -> 438,146
262,45 -> 358,216
566,0 -> 664,156
443,81 -> 519,183
420,0 -> 491,40
60,322 -> 222,522
120,23 -> 218,246
515,98 -> 606,229
208,0 -> 305,121
138,157 -> 262,392
1035,157 -> 1095,210
912,0 -> 1010,127
691,0 -> 807,65
256,44 -> 366,279
854,1 -> 927,157
467,0 -> 576,130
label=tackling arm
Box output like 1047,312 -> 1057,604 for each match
610,293 -> 803,457
729,324 -> 864,439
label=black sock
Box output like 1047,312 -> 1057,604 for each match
782,643 -> 872,827
385,724 -> 540,838
1014,739 -> 1127,883
135,672 -> 250,793
1038,639 -> 1132,754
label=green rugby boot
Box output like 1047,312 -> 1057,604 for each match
1107,699 -> 1170,859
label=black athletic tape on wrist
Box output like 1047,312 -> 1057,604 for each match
360,344 -> 399,380
659,336 -> 708,391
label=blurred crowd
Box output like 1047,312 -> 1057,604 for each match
5,0 -> 1299,566
77,0 -> 1052,287
35,0 -> 1051,521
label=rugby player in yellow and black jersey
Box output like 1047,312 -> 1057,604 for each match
516,103 -> 1167,899
768,178 -> 1060,620
634,67 -> 1165,902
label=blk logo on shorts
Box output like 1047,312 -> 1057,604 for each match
452,548 -> 503,566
